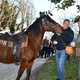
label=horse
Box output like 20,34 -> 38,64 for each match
0,14 -> 62,80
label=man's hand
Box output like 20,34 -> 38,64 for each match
53,41 -> 58,45
70,42 -> 75,47
45,45 -> 47,47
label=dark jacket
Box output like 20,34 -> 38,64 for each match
42,39 -> 49,47
51,27 -> 74,50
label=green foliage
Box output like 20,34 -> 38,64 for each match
38,56 -> 78,80
0,0 -> 10,29
48,0 -> 80,14
10,25 -> 15,34
40,11 -> 53,18
56,0 -> 76,10
1,20 -> 7,29
76,5 -> 80,12
9,10 -> 20,33
72,15 -> 80,23
48,0 -> 61,4
74,15 -> 80,20
0,0 -> 20,33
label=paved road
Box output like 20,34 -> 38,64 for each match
0,58 -> 49,80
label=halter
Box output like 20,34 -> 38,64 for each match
42,19 -> 61,33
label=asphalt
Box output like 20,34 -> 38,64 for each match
0,57 -> 49,80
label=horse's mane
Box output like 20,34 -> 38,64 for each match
24,17 -> 42,37
24,15 -> 57,36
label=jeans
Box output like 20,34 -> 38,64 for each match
77,57 -> 80,80
41,47 -> 47,58
56,49 -> 68,80
47,48 -> 51,57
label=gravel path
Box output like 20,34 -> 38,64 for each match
0,58 -> 49,80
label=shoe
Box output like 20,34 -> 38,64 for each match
56,79 -> 60,80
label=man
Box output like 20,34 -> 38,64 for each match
71,16 -> 80,80
51,19 -> 74,80
41,36 -> 49,58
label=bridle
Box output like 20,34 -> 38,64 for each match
42,19 -> 61,33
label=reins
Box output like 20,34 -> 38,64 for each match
42,19 -> 59,33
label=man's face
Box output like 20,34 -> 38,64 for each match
63,21 -> 69,29
45,36 -> 47,39
78,21 -> 80,28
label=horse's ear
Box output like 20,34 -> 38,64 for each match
39,12 -> 41,16
39,12 -> 45,18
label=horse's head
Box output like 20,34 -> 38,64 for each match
40,14 -> 63,34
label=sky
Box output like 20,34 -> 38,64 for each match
0,0 -> 80,39
33,0 -> 80,39
33,0 -> 51,16
33,0 -> 55,39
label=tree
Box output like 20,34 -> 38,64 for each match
0,0 -> 20,33
26,2 -> 36,28
0,0 -> 10,30
18,0 -> 36,29
48,0 -> 80,22
48,0 -> 80,11
0,0 -> 36,33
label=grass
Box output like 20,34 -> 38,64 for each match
38,55 -> 78,80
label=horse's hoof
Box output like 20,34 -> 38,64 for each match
14,62 -> 21,65
14,57 -> 21,65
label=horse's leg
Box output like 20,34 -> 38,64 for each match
16,61 -> 27,80
26,61 -> 34,80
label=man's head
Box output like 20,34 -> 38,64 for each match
74,16 -> 80,28
45,36 -> 47,39
63,19 -> 70,29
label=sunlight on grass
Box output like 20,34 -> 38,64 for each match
47,60 -> 53,63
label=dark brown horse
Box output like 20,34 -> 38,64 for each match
0,14 -> 62,80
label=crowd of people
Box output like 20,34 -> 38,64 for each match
38,36 -> 56,58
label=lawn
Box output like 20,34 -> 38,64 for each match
38,55 -> 78,80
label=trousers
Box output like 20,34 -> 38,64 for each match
41,47 -> 47,58
56,49 -> 68,80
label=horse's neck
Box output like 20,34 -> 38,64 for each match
39,30 -> 45,45
28,28 -> 45,48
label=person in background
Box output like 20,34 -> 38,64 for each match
71,16 -> 80,80
71,33 -> 78,42
41,36 -> 49,58
51,19 -> 74,80
47,39 -> 52,57
38,44 -> 43,57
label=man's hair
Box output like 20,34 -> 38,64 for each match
63,19 -> 70,23
74,16 -> 80,23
